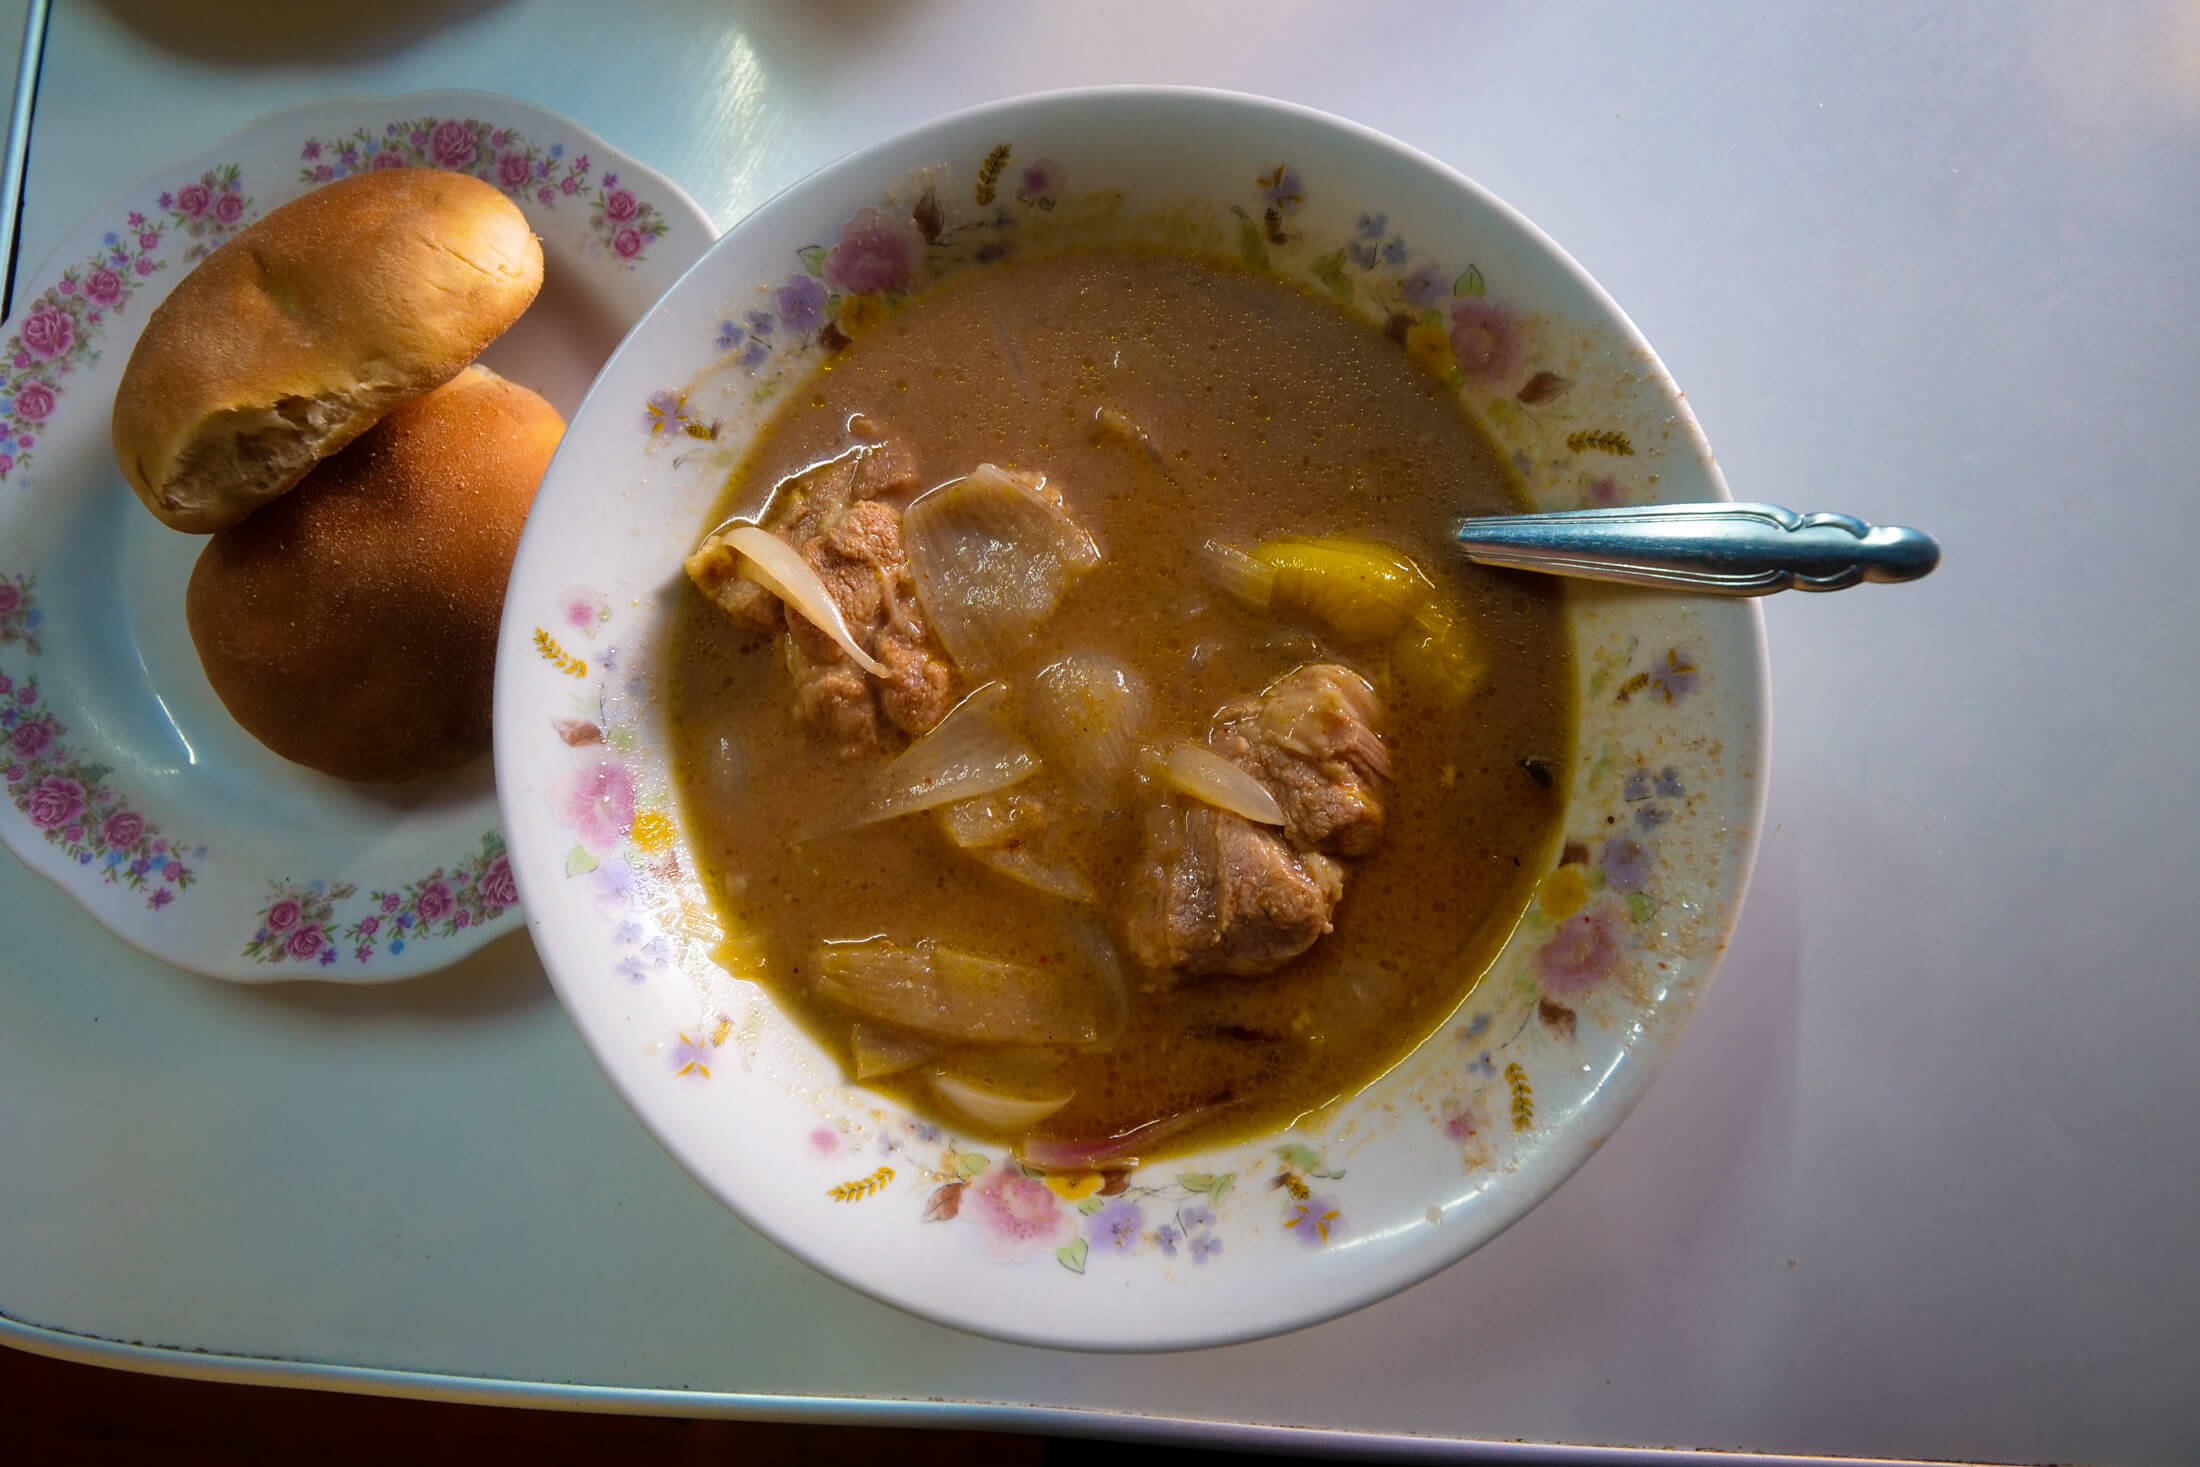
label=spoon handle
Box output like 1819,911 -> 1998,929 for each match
1453,502 -> 1941,594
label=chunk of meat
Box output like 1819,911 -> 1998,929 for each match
1123,663 -> 1387,979
1124,801 -> 1344,976
685,435 -> 956,756
1213,664 -> 1386,856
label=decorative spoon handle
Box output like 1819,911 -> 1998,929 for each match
1453,502 -> 1940,594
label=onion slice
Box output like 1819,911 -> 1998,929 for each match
903,464 -> 1102,671
1200,539 -> 1276,612
715,523 -> 889,677
853,682 -> 1037,828
931,1071 -> 1073,1131
1161,743 -> 1285,826
1020,1102 -> 1235,1173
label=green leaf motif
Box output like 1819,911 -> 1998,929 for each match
1237,214 -> 1269,269
1176,1173 -> 1214,1194
1055,1237 -> 1089,1274
1208,1172 -> 1235,1207
798,244 -> 827,277
1076,1194 -> 1107,1216
954,1150 -> 991,1180
1311,248 -> 1353,300
564,843 -> 599,877
1275,1143 -> 1323,1173
1456,264 -> 1486,297
1626,890 -> 1657,923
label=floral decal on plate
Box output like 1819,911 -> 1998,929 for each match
158,163 -> 253,262
1431,639 -> 1711,1166
0,204 -> 182,482
244,831 -> 517,966
1,573 -> 199,908
295,117 -> 668,263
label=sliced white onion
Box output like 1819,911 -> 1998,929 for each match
1161,743 -> 1285,825
936,797 -> 1094,902
855,682 -> 1037,828
903,464 -> 1101,672
850,1022 -> 934,1080
716,524 -> 890,678
1026,652 -> 1149,793
813,937 -> 1100,1046
931,1071 -> 1073,1131
1199,539 -> 1276,612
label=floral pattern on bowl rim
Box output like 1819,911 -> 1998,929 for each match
496,89 -> 1765,1348
0,91 -> 714,983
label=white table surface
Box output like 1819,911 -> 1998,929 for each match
4,2 -> 2195,1461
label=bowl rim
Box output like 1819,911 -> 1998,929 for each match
493,82 -> 1771,1350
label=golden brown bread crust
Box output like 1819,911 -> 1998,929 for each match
185,366 -> 564,783
114,169 -> 544,533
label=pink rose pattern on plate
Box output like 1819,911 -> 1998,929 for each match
160,163 -> 253,263
605,146 -> 1720,1264
295,118 -> 669,265
244,832 -> 516,966
0,576 -> 198,907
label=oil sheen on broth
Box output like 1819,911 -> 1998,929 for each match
669,250 -> 1571,1161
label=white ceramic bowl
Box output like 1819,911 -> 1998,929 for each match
493,87 -> 1767,1350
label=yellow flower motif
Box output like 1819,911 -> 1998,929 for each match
1044,1171 -> 1104,1202
630,809 -> 676,853
1538,862 -> 1588,921
1404,320 -> 1456,379
836,292 -> 888,339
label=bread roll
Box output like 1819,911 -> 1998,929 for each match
185,367 -> 563,783
114,169 -> 544,533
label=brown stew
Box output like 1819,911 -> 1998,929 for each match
668,249 -> 1571,1164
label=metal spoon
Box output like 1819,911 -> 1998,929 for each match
1453,502 -> 1940,594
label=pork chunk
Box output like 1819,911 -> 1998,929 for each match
684,435 -> 956,757
1124,663 -> 1387,979
1124,802 -> 1344,976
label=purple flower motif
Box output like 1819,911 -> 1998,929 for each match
613,920 -> 645,945
1181,1204 -> 1215,1231
1634,804 -> 1669,832
312,164 -> 334,184
559,174 -> 579,196
135,258 -> 156,277
490,130 -> 508,148
1654,767 -> 1684,797
1356,212 -> 1387,239
64,824 -> 82,843
1449,298 -> 1522,381
822,206 -> 923,295
318,947 -> 337,966
17,686 -> 38,705
601,170 -> 616,187
379,890 -> 402,913
1347,241 -> 1379,270
1155,1223 -> 1181,1256
738,339 -> 768,370
354,945 -> 373,963
587,858 -> 638,919
644,389 -> 690,435
670,1032 -> 712,1077
4,763 -> 23,784
1646,650 -> 1700,704
301,141 -> 322,161
1382,236 -> 1408,266
340,147 -> 358,165
714,320 -> 743,353
1285,1195 -> 1344,1247
1538,903 -> 1624,997
156,193 -> 173,209
1086,1198 -> 1144,1254
149,887 -> 173,909
161,861 -> 181,880
1262,166 -> 1305,212
1189,1232 -> 1223,1263
1599,836 -> 1651,893
536,185 -> 555,204
744,309 -> 774,337
372,151 -> 406,171
777,273 -> 826,332
1018,157 -> 1063,197
359,915 -> 380,936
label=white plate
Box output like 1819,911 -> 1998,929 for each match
0,91 -> 712,982
496,87 -> 1767,1348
